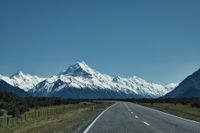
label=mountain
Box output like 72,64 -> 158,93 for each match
0,71 -> 45,91
164,69 -> 200,98
29,61 -> 175,99
0,80 -> 29,96
164,83 -> 178,92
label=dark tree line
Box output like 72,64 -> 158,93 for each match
0,92 -> 93,117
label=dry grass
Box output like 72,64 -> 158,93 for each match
0,102 -> 112,133
139,103 -> 200,122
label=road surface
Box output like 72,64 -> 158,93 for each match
84,102 -> 200,133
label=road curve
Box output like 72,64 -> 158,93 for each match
84,102 -> 200,133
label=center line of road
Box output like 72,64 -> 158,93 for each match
135,115 -> 138,119
143,122 -> 150,126
123,103 -> 131,112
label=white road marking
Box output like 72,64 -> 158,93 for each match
83,103 -> 116,133
124,103 -> 131,112
135,115 -> 138,119
143,122 -> 150,126
131,112 -> 133,114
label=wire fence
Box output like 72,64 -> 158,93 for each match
0,105 -> 74,128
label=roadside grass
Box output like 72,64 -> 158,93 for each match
138,103 -> 200,122
0,102 -> 112,133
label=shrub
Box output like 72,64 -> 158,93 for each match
191,102 -> 200,108
0,110 -> 4,116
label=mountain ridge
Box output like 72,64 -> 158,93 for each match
0,61 -> 177,99
29,62 -> 176,99
0,79 -> 29,96
0,71 -> 45,91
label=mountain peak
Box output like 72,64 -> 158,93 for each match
112,76 -> 123,82
60,61 -> 95,78
11,71 -> 25,78
75,61 -> 91,71
76,61 -> 88,66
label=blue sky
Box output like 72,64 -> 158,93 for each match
0,0 -> 200,84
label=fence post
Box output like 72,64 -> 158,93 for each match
0,118 -> 2,128
6,117 -> 9,127
34,110 -> 36,118
25,113 -> 26,121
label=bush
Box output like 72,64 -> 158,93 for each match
191,102 -> 200,108
0,110 -> 4,116
7,106 -> 20,117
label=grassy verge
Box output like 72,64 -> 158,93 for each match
0,102 -> 112,133
138,103 -> 200,122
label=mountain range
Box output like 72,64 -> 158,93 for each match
0,61 -> 177,99
0,72 -> 45,91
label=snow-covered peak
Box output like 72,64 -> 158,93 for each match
10,71 -> 44,82
60,61 -> 97,78
11,71 -> 24,78
0,72 -> 45,91
129,76 -> 146,82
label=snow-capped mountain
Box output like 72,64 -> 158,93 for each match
0,79 -> 29,96
29,61 -> 176,99
0,71 -> 45,91
164,83 -> 178,92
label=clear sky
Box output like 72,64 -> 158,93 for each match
0,0 -> 200,84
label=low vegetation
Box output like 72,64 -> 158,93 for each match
0,92 -> 112,133
0,91 -> 92,117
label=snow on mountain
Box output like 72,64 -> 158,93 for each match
164,83 -> 178,92
0,71 -> 45,91
30,61 -> 176,98
0,79 -> 29,96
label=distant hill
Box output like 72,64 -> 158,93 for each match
0,80 -> 29,97
164,69 -> 200,98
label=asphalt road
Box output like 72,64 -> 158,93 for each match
84,102 -> 200,133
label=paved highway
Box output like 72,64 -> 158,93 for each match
84,102 -> 200,133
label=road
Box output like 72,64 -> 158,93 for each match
84,102 -> 200,133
